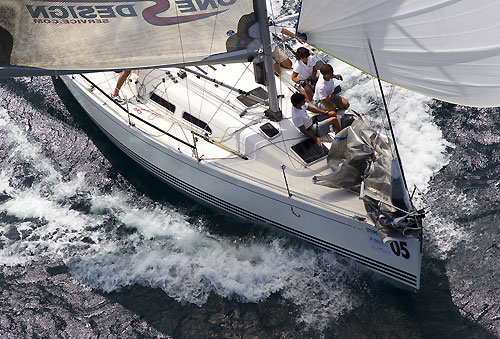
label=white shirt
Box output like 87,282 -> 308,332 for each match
313,75 -> 335,102
269,25 -> 282,52
292,56 -> 316,80
291,103 -> 313,129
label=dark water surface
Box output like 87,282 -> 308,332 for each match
0,72 -> 498,339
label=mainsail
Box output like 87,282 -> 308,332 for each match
0,0 -> 258,73
297,0 -> 500,107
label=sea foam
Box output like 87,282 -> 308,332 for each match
0,51 -> 455,332
0,106 -> 358,329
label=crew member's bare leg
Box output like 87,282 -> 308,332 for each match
323,101 -> 338,112
337,97 -> 350,109
327,116 -> 342,133
323,97 -> 350,112
274,58 -> 293,75
273,62 -> 280,74
112,71 -> 132,97
280,59 -> 292,69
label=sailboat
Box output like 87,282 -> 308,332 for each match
2,0 -> 499,290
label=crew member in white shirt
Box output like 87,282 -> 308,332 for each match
313,63 -> 350,112
268,24 -> 303,74
291,47 -> 317,101
291,92 -> 341,147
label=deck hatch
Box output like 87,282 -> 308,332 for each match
237,87 -> 268,107
259,122 -> 280,139
291,139 -> 329,165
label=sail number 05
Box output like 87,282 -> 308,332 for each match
390,241 -> 410,259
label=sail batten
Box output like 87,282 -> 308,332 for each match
298,0 -> 500,107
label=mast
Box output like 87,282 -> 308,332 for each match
255,0 -> 282,120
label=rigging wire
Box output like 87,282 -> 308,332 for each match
367,39 -> 410,194
106,85 -> 345,200
269,6 -> 306,171
367,83 -> 396,171
268,3 -> 285,103
174,68 -> 329,175
163,7 -> 320,173
93,57 -> 340,178
197,4 -> 221,124
205,62 -> 252,126
356,39 -> 399,165
173,2 -> 194,149
382,84 -> 397,154
105,22 -> 333,178
370,76 -> 398,157
91,70 -> 337,187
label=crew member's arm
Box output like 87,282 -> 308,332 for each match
280,28 -> 304,43
307,105 -> 334,117
299,125 -> 322,146
291,71 -> 300,83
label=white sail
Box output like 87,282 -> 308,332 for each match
297,0 -> 500,107
0,0 -> 257,70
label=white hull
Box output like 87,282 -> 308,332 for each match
61,69 -> 421,289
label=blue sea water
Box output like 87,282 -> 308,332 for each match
0,5 -> 499,335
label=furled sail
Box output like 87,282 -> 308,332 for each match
313,113 -> 424,243
297,0 -> 500,107
0,0 -> 258,73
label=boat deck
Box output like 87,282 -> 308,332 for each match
72,64 -> 370,222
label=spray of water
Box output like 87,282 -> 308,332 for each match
0,53 -> 457,332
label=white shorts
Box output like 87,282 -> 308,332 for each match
272,47 -> 288,64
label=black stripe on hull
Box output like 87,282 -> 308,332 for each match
78,96 -> 418,288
